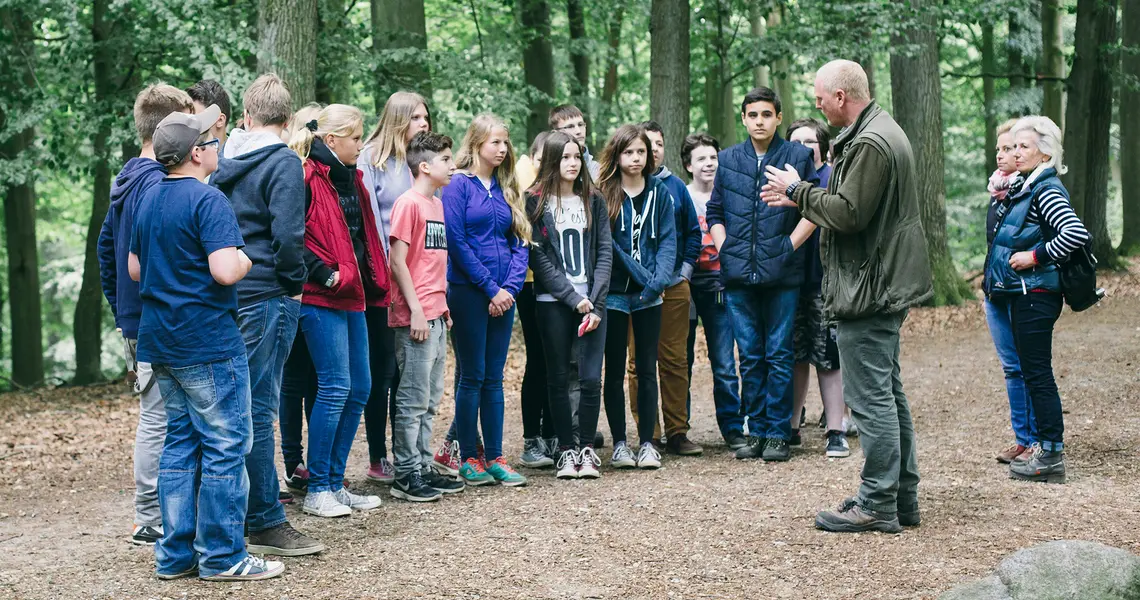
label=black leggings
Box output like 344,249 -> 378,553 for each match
537,302 -> 606,449
518,283 -> 554,439
364,306 -> 400,464
604,305 -> 662,446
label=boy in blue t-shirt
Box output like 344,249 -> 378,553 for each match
129,106 -> 282,582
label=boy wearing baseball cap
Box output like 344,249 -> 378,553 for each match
129,105 -> 282,582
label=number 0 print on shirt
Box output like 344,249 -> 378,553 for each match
425,220 -> 447,250
561,228 -> 583,276
550,196 -> 589,288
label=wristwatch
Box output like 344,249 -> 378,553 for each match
325,272 -> 337,288
785,181 -> 800,199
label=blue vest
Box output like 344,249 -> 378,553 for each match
984,171 -> 1063,295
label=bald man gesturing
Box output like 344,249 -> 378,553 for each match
761,60 -> 933,534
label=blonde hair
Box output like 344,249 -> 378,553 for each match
817,60 -> 871,102
455,114 -> 531,244
1011,115 -> 1067,175
243,73 -> 292,127
364,92 -> 431,171
288,103 -> 364,164
285,103 -> 322,144
996,118 -> 1019,137
133,83 -> 193,144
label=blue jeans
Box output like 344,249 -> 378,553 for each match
692,288 -> 744,439
1002,292 -> 1065,451
984,298 -> 1037,447
725,286 -> 799,440
449,283 -> 514,462
237,296 -> 299,533
154,356 -> 252,578
300,305 -> 371,493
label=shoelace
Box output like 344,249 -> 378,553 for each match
613,444 -> 634,461
579,447 -> 601,467
464,458 -> 487,474
244,556 -> 268,569
639,444 -> 661,461
490,457 -> 516,473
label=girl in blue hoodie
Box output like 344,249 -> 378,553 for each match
597,124 -> 676,471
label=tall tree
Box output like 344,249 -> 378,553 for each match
598,7 -> 624,146
1063,0 -> 1120,267
0,6 -> 45,386
767,4 -> 795,134
519,0 -> 555,142
650,0 -> 691,170
890,0 -> 970,305
859,55 -> 877,100
982,22 -> 998,176
1119,0 -> 1140,255
259,0 -> 318,107
371,0 -> 430,109
317,0 -> 354,104
750,3 -> 769,88
568,0 -> 590,108
1007,9 -> 1029,90
703,0 -> 737,146
1040,0 -> 1065,127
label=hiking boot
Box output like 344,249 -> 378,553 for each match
556,448 -> 580,479
284,463 -> 309,494
422,469 -> 466,494
734,436 -> 766,460
246,522 -> 325,557
433,440 -> 461,477
486,457 -> 528,487
201,556 -> 285,582
724,431 -> 748,451
577,447 -> 601,479
898,505 -> 921,528
666,434 -> 703,456
1012,443 -> 1039,463
391,471 -> 443,502
302,490 -> 351,518
763,438 -> 791,462
131,524 -> 163,546
825,430 -> 851,458
333,487 -> 382,510
366,458 -> 395,483
520,437 -> 554,468
610,442 -> 637,468
1009,447 -> 1066,483
996,444 -> 1028,464
459,458 -> 497,486
636,442 -> 662,469
594,431 -> 606,448
789,429 -> 802,447
815,498 -> 903,534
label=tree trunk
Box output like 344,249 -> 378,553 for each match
859,54 -> 876,100
750,2 -> 768,88
705,0 -> 736,146
317,0 -> 353,104
890,0 -> 970,305
767,5 -> 795,136
982,22 -> 998,176
371,0 -> 430,110
1040,0 -> 1065,128
1008,10 -> 1027,90
1122,0 -> 1140,255
259,0 -> 318,107
650,0 -> 691,171
0,7 -> 45,387
568,0 -> 590,108
1063,0 -> 1120,267
519,0 -> 555,143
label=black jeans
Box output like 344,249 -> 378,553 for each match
604,305 -> 662,446
364,306 -> 400,463
537,301 -> 607,449
1004,292 -> 1065,450
279,324 -> 316,472
518,283 -> 554,439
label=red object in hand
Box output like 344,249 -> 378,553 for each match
578,318 -> 590,337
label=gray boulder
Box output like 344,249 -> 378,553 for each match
939,576 -> 1011,600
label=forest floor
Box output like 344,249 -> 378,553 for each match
1,267 -> 1138,600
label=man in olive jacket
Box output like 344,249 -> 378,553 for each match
762,60 -> 933,534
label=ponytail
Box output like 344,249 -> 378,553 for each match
288,103 -> 364,165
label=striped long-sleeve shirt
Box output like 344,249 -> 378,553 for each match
992,183 -> 1089,265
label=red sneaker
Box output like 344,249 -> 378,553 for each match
433,440 -> 460,477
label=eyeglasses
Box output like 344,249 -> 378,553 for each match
196,138 -> 221,149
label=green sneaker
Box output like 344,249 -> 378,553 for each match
486,457 -> 528,487
459,458 -> 496,486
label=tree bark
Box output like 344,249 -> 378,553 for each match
650,0 -> 691,171
705,0 -> 736,146
750,2 -> 769,88
859,54 -> 876,100
890,0 -> 970,305
259,0 -> 318,107
1040,0 -> 1065,128
1007,10 -> 1028,90
371,0 -> 430,111
568,0 -> 590,109
519,0 -> 555,143
982,22 -> 998,176
767,5 -> 795,136
0,7 -> 45,387
1120,0 -> 1140,255
1063,0 -> 1120,267
317,0 -> 353,104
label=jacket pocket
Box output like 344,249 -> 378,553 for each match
830,257 -> 887,320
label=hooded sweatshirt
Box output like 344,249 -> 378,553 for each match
609,174 -> 677,304
211,128 -> 307,306
653,165 -> 701,285
98,157 -> 167,339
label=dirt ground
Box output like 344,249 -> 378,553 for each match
1,271 -> 1138,600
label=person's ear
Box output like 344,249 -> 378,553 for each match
835,90 -> 846,107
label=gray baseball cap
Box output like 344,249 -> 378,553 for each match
153,104 -> 221,167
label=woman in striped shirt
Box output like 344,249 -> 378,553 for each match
982,115 -> 1089,484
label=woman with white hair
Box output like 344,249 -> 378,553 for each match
982,115 -> 1089,484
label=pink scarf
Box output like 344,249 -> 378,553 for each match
988,169 -> 1016,201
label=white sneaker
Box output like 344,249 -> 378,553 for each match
636,442 -> 661,469
333,487 -> 382,510
577,447 -> 601,479
555,448 -> 580,479
302,490 -> 352,518
201,555 -> 285,581
611,442 -> 636,469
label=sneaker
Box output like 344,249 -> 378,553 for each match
543,437 -> 559,459
799,406 -> 807,429
201,555 -> 285,582
302,490 -> 352,518
284,463 -> 309,494
390,471 -> 443,502
815,497 -> 903,534
520,437 -> 555,468
734,436 -> 765,460
246,522 -> 325,557
996,444 -> 1028,464
789,429 -> 802,447
366,458 -> 395,483
278,490 -> 294,504
422,469 -> 466,494
333,487 -> 382,510
666,434 -> 703,456
1009,447 -> 1066,484
724,431 -> 748,451
459,457 -> 497,486
843,416 -> 858,437
486,456 -> 528,486
433,440 -> 461,477
762,438 -> 791,462
594,431 -> 606,448
825,430 -> 851,458
636,442 -> 662,469
610,442 -> 637,469
556,448 -> 580,479
131,524 -> 163,546
156,565 -> 198,580
577,447 -> 601,478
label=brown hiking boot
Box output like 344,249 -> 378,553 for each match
996,443 -> 1028,464
666,434 -> 703,456
815,498 -> 903,534
246,522 -> 325,557
1013,445 -> 1035,463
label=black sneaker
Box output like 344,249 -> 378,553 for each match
734,436 -> 766,459
390,471 -> 443,502
724,431 -> 748,450
762,438 -> 791,462
422,470 -> 466,494
825,430 -> 851,458
131,524 -> 163,546
278,490 -> 294,504
789,429 -> 802,447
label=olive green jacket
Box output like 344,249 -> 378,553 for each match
792,102 -> 933,320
